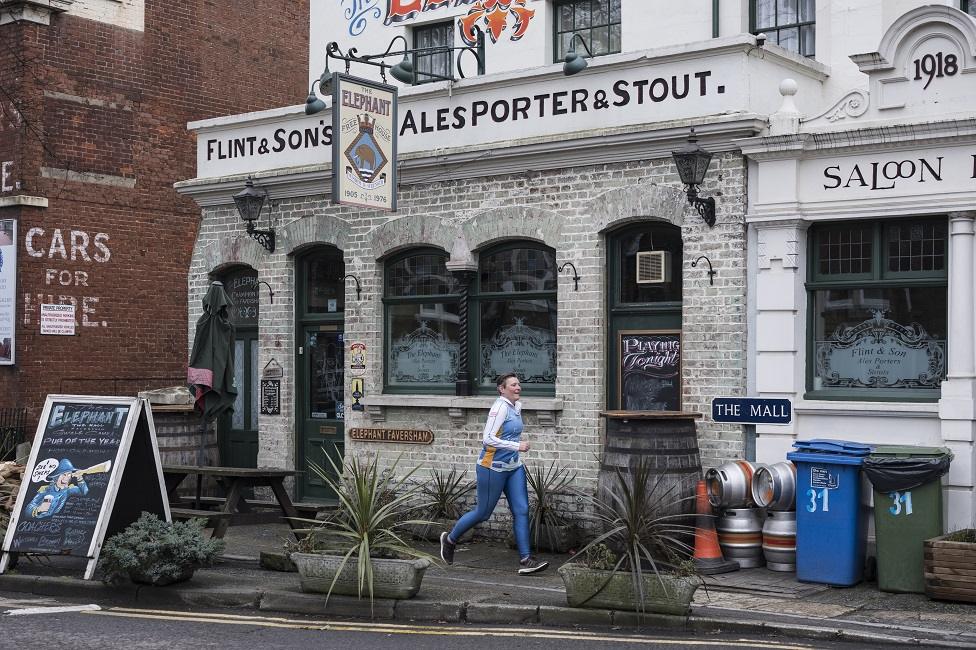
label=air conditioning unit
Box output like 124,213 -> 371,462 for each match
636,251 -> 671,284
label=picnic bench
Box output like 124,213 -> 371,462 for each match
162,465 -> 305,539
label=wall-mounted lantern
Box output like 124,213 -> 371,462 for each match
671,128 -> 717,227
232,178 -> 276,253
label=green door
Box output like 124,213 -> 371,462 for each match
219,267 -> 260,467
296,247 -> 346,501
607,222 -> 683,411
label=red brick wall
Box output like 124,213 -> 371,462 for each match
0,3 -> 309,426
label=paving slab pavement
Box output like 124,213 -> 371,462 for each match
1,522 -> 975,647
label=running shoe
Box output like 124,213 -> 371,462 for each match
517,556 -> 549,575
440,531 -> 456,565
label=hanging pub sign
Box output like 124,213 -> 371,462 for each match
332,73 -> 398,212
0,395 -> 169,579
0,219 -> 14,365
618,330 -> 682,411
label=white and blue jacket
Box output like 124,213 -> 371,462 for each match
477,396 -> 523,472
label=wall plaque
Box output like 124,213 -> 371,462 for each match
260,379 -> 280,415
349,427 -> 433,445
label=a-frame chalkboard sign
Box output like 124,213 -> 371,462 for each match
0,395 -> 170,579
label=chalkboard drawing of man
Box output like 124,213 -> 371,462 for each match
24,459 -> 89,519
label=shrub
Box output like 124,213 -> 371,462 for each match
99,512 -> 224,586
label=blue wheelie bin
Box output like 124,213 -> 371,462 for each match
787,439 -> 873,586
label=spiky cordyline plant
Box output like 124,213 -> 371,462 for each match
302,449 -> 435,607
525,461 -> 578,548
571,457 -> 698,611
419,467 -> 475,520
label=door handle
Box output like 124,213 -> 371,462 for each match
298,346 -> 303,355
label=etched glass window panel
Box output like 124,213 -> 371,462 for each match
225,267 -> 258,327
886,221 -> 946,274
480,299 -> 556,386
813,288 -> 946,391
388,303 -> 460,386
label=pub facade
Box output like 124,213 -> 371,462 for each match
177,1 -> 976,531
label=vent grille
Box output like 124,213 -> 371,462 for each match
636,251 -> 671,283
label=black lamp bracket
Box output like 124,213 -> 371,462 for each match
686,185 -> 716,228
322,27 -> 485,85
557,262 -> 581,291
340,274 -> 363,301
567,33 -> 594,58
256,280 -> 275,304
691,255 -> 717,286
246,222 -> 275,254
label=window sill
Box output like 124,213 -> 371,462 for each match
796,399 -> 940,418
360,394 -> 564,427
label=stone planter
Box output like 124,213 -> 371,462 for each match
291,552 -> 430,599
406,518 -> 473,543
558,564 -> 698,615
924,531 -> 976,603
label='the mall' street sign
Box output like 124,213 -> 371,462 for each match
711,397 -> 792,426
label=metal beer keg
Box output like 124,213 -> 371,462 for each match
762,509 -> 797,571
705,460 -> 758,508
751,461 -> 796,511
717,508 -> 766,569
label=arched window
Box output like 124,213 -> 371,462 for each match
474,243 -> 557,395
383,248 -> 460,392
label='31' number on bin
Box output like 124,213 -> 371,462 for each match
805,488 -> 830,513
888,490 -> 914,516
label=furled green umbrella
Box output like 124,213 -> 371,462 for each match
188,281 -> 238,423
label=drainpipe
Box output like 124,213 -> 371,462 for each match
712,0 -> 719,38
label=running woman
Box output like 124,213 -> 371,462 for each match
440,373 -> 549,575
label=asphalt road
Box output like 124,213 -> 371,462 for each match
0,594 -> 905,650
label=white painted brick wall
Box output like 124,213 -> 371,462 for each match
188,152 -> 747,537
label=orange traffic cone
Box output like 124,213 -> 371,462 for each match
692,479 -> 740,575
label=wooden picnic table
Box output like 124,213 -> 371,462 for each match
162,465 -> 304,539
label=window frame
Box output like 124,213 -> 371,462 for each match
382,247 -> 461,394
411,21 -> 454,86
552,0 -> 622,64
964,1 -> 976,18
471,241 -> 558,397
805,217 -> 948,402
750,0 -> 816,57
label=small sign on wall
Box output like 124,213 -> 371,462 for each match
260,379 -> 281,415
40,304 -> 75,336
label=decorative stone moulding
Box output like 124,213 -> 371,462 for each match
0,0 -> 72,26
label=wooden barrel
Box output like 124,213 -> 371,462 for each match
150,405 -> 220,497
598,411 -> 703,521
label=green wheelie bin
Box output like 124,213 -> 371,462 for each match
864,445 -> 952,593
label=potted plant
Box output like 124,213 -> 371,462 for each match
406,468 -> 475,543
526,461 -> 578,553
290,450 -> 436,609
924,528 -> 976,602
558,457 -> 699,616
99,512 -> 225,586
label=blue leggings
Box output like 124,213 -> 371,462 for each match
450,464 -> 531,559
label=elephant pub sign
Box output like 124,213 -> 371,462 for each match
332,73 -> 398,212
